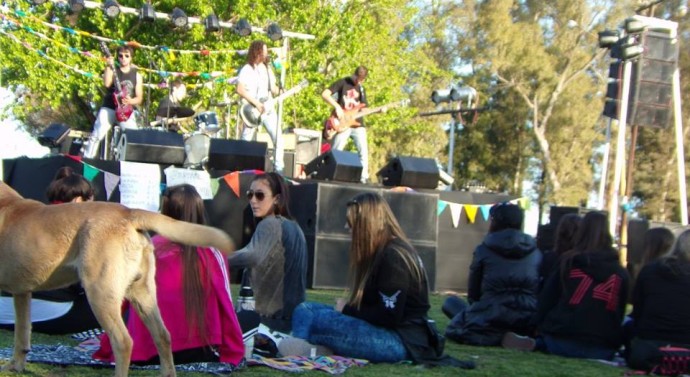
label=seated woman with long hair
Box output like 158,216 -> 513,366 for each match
283,193 -> 447,364
94,184 -> 244,365
627,229 -> 690,371
519,211 -> 630,359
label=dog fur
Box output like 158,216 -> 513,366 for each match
0,181 -> 235,376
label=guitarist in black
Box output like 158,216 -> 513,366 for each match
236,40 -> 283,174
321,66 -> 370,183
84,45 -> 143,159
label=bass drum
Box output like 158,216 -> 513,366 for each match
184,133 -> 211,168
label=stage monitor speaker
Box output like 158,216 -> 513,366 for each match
304,149 -> 362,182
377,156 -> 440,189
207,139 -> 267,172
38,123 -> 71,148
118,129 -> 185,165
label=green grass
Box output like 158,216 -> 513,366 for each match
0,290 -> 627,376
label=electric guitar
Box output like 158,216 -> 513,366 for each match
323,99 -> 410,141
99,42 -> 134,122
240,79 -> 309,128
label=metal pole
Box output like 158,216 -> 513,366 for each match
672,66 -> 689,225
609,60 -> 632,239
598,118 -> 613,210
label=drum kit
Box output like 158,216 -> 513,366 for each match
109,101 -> 233,169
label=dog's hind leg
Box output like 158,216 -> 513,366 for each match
1,293 -> 31,372
127,252 -> 176,377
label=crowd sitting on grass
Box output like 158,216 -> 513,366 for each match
3,171 -> 689,375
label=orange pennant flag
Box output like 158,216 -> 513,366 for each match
223,171 -> 241,198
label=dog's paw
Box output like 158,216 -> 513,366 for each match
1,359 -> 26,373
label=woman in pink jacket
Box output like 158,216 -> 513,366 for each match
94,184 -> 244,365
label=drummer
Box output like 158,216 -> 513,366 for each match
156,79 -> 195,131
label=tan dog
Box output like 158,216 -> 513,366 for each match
0,182 -> 234,377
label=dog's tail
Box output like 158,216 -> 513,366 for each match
128,209 -> 235,254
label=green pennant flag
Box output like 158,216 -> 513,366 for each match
83,164 -> 99,181
210,178 -> 220,196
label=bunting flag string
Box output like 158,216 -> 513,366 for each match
3,6 -> 285,56
0,14 -> 239,82
436,197 -> 530,228
0,28 -> 238,88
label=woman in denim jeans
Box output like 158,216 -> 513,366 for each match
286,192 -> 434,363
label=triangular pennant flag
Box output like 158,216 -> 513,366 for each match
518,197 -> 530,210
223,171 -> 240,198
509,199 -> 519,206
103,171 -> 119,201
449,203 -> 463,228
480,204 -> 492,221
65,155 -> 82,163
437,200 -> 448,216
465,205 -> 479,224
82,163 -> 99,182
210,178 -> 220,196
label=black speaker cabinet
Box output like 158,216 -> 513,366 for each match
38,123 -> 71,148
207,139 -> 267,172
118,129 -> 185,165
289,182 -> 438,289
377,156 -> 440,189
628,30 -> 678,128
304,149 -> 362,183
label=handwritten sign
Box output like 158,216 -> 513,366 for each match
119,161 -> 161,211
163,166 -> 214,200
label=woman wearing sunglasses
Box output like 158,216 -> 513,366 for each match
228,172 -> 308,333
281,192 -> 454,365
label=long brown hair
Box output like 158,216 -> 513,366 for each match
345,192 -> 425,308
160,184 -> 210,342
559,211 -> 616,284
246,40 -> 266,66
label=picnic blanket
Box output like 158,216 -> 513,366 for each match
0,340 -> 367,375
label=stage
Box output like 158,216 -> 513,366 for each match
1,155 -> 516,292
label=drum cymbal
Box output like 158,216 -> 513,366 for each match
156,106 -> 195,118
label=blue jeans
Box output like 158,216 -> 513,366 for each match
291,302 -> 408,362
330,127 -> 368,181
542,334 -> 617,360
241,111 -> 284,173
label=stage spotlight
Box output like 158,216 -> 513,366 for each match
140,3 -> 156,22
68,0 -> 85,13
431,88 -> 460,104
598,29 -> 620,49
103,0 -> 120,18
234,18 -> 252,36
266,22 -> 283,41
171,8 -> 188,28
204,14 -> 220,32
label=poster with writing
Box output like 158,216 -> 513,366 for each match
119,161 -> 161,211
163,166 -> 214,200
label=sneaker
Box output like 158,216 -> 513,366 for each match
277,337 -> 333,358
501,332 -> 536,351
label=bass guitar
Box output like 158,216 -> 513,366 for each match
240,79 -> 309,128
99,42 -> 134,122
323,99 -> 410,141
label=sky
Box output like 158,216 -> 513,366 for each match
0,87 -> 50,160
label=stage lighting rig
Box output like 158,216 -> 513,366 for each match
234,18 -> 252,36
140,3 -> 156,22
68,0 -> 85,13
103,0 -> 120,18
171,8 -> 188,28
267,22 -> 283,41
205,14 -> 220,32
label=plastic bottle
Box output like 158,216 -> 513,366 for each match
237,285 -> 255,312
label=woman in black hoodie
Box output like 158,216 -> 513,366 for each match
444,203 -> 542,346
529,211 -> 629,359
627,229 -> 690,371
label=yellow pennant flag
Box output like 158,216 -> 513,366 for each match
465,205 -> 479,224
